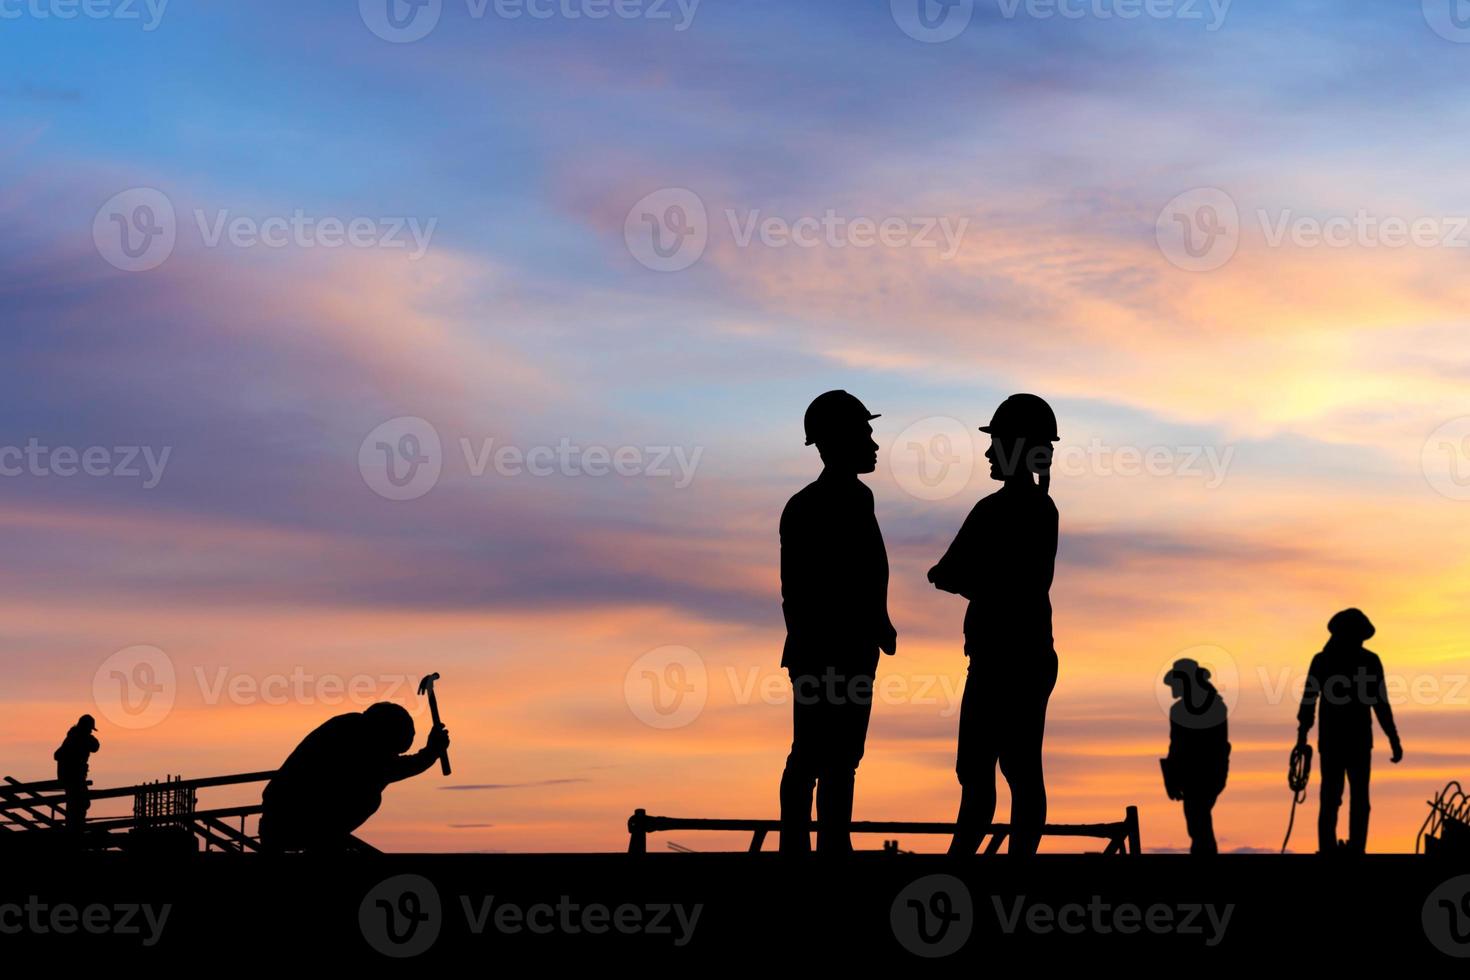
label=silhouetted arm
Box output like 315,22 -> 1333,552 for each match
383,727 -> 450,784
928,503 -> 981,598
1368,654 -> 1402,762
1296,654 -> 1322,745
779,500 -> 818,641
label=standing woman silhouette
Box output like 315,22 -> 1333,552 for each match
928,394 -> 1060,856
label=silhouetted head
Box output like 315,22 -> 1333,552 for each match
981,394 -> 1059,491
76,714 -> 96,732
1165,658 -> 1216,704
362,702 -> 416,755
1327,608 -> 1375,645
804,390 -> 880,475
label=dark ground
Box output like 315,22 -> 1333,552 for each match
3,846 -> 1470,965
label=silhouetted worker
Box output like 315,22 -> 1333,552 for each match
929,394 -> 1059,856
1296,608 -> 1402,855
1161,659 -> 1230,855
778,390 -> 896,855
259,702 -> 449,852
54,714 -> 98,832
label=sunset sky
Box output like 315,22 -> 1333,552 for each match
3,0 -> 1470,854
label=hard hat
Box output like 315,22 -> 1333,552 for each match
803,390 -> 880,446
1328,608 -> 1375,643
1164,658 -> 1210,684
77,714 -> 97,731
980,393 -> 1059,443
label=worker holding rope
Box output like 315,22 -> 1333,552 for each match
1295,608 -> 1403,855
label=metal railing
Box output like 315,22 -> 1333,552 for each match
627,806 -> 1142,856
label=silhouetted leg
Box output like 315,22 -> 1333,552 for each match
815,671 -> 872,855
950,662 -> 997,856
780,672 -> 820,855
1317,752 -> 1346,853
997,652 -> 1057,856
1345,752 -> 1371,854
1183,792 -> 1218,855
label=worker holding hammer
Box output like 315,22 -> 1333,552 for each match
259,702 -> 449,852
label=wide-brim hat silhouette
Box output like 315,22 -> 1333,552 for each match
1328,608 -> 1375,643
1164,658 -> 1210,684
980,393 -> 1060,442
804,390 -> 880,446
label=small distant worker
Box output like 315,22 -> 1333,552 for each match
54,714 -> 99,832
260,703 -> 449,852
1161,659 -> 1230,855
1296,608 -> 1403,855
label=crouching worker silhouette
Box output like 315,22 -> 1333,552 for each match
930,394 -> 1060,856
1296,608 -> 1402,855
260,702 -> 449,852
54,714 -> 99,832
1161,659 -> 1230,855
778,390 -> 896,855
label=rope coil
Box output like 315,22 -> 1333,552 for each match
1281,743 -> 1313,854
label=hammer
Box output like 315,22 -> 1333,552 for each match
418,672 -> 451,776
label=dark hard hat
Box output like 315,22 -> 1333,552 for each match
1328,608 -> 1375,643
363,702 -> 416,754
980,393 -> 1059,443
1164,658 -> 1210,684
78,714 -> 97,731
804,390 -> 880,446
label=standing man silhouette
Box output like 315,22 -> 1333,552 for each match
1161,659 -> 1230,855
929,394 -> 1060,856
1296,608 -> 1403,855
778,390 -> 896,855
54,714 -> 99,832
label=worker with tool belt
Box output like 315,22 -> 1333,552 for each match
1295,608 -> 1403,855
260,702 -> 449,852
928,394 -> 1060,856
777,390 -> 897,855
